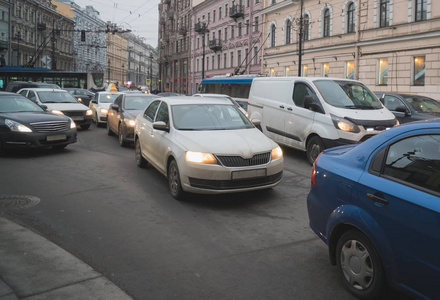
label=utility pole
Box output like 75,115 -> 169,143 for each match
298,0 -> 303,77
51,19 -> 56,70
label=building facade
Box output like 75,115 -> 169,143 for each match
56,0 -> 106,73
260,0 -> 440,99
158,0 -> 191,94
106,28 -> 127,87
10,0 -> 74,70
0,0 -> 11,65
188,0 -> 264,94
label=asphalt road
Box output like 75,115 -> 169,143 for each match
0,125 -> 358,299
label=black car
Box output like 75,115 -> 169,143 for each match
107,93 -> 161,147
0,92 -> 77,152
63,88 -> 95,106
5,81 -> 61,93
375,92 -> 440,124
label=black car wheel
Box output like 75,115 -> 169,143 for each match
107,120 -> 114,136
336,230 -> 385,300
135,138 -> 147,168
306,136 -> 325,165
118,124 -> 127,147
168,160 -> 186,200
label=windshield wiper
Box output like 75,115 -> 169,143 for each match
344,105 -> 378,110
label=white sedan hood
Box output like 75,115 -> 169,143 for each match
45,103 -> 89,111
175,128 -> 277,157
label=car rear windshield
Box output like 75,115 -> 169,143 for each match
314,80 -> 383,110
0,96 -> 44,113
100,93 -> 119,103
36,91 -> 78,103
172,104 -> 253,131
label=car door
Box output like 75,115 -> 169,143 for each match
148,102 -> 171,173
284,81 -> 318,149
382,94 -> 411,124
357,132 -> 440,298
138,100 -> 161,167
108,95 -> 122,132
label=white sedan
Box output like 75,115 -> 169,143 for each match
192,93 -> 247,115
134,97 -> 284,200
89,92 -> 121,126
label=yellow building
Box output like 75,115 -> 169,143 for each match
106,28 -> 128,87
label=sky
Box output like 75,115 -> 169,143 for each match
73,0 -> 160,48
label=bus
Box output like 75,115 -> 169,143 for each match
198,75 -> 260,109
0,66 -> 104,91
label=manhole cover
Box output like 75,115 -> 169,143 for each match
0,195 -> 41,209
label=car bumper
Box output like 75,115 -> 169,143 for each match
179,157 -> 284,194
1,129 -> 77,149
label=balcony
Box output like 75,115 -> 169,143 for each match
178,26 -> 187,36
209,39 -> 222,52
229,4 -> 244,19
194,22 -> 208,33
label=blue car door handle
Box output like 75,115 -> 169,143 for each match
367,193 -> 389,205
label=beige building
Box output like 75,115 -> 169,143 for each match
260,0 -> 440,100
106,29 -> 127,87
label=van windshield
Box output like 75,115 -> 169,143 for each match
314,80 -> 383,110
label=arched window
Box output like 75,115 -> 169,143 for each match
270,24 -> 276,47
303,14 -> 310,40
347,2 -> 355,33
285,19 -> 292,44
323,9 -> 330,37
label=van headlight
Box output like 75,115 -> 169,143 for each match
86,109 -> 93,116
186,151 -> 217,164
100,108 -> 108,114
5,119 -> 32,132
331,114 -> 360,133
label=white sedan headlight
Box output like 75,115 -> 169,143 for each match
271,146 -> 283,160
100,108 -> 108,114
86,109 -> 93,116
126,119 -> 136,126
186,151 -> 217,164
5,119 -> 32,132
51,109 -> 64,115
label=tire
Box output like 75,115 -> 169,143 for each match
107,120 -> 114,136
80,124 -> 90,130
168,159 -> 186,200
336,230 -> 385,300
118,124 -> 127,147
306,136 -> 325,165
135,138 -> 147,168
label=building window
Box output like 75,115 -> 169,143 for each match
197,59 -> 199,72
346,61 -> 354,79
230,52 -> 234,67
413,56 -> 425,86
219,7 -> 222,19
270,24 -> 276,47
380,0 -> 389,27
284,66 -> 290,76
302,65 -> 309,76
415,0 -> 427,21
206,56 -> 209,70
322,63 -> 329,77
213,10 -> 216,22
253,46 -> 258,64
254,16 -> 259,32
225,27 -> 228,40
218,54 -> 221,69
270,68 -> 275,77
303,14 -> 310,40
238,22 -> 242,36
218,29 -> 222,40
377,58 -> 388,85
285,19 -> 292,44
246,20 -> 249,35
347,2 -> 355,33
237,50 -> 242,67
224,53 -> 227,68
225,4 -> 228,17
323,9 -> 330,37
212,56 -> 215,69
231,25 -> 235,39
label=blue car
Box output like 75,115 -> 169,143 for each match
307,119 -> 440,300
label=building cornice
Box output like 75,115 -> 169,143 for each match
258,0 -> 296,17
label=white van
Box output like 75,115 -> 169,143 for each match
247,77 -> 398,164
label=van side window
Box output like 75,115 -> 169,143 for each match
292,83 -> 316,108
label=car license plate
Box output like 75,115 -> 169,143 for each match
47,134 -> 66,141
232,169 -> 266,180
71,116 -> 84,121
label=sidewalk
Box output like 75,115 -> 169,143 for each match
0,217 -> 132,300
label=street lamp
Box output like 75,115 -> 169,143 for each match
149,53 -> 153,91
121,63 -> 124,85
13,32 -> 22,66
297,0 -> 304,76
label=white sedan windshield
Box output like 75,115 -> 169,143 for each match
172,104 -> 253,130
37,91 -> 78,103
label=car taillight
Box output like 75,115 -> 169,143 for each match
311,153 -> 321,187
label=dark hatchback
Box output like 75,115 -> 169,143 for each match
107,93 -> 160,147
0,92 -> 77,151
63,88 -> 95,106
375,92 -> 440,124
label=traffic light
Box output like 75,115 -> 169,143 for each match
81,30 -> 86,42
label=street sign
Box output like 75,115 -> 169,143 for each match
146,79 -> 151,85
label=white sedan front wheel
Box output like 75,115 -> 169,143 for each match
168,160 -> 185,200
